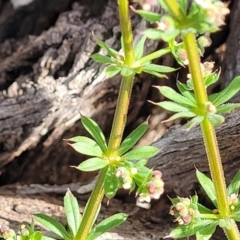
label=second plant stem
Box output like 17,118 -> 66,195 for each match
162,0 -> 240,238
183,32 -> 240,239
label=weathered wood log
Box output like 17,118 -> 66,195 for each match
0,0 -> 161,184
149,110 -> 240,196
221,0 -> 240,102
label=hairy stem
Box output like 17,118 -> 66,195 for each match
75,168 -> 106,240
163,0 -> 240,239
76,0 -> 135,239
183,30 -> 240,240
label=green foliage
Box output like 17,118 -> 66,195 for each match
64,189 -> 82,237
87,213 -> 128,240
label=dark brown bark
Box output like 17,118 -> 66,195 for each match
0,0 -> 160,184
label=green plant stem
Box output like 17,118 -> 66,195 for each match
183,31 -> 240,240
163,0 -> 185,21
117,0 -> 135,66
75,168 -> 106,240
76,0 -> 135,239
135,48 -> 171,66
182,31 -> 229,214
162,0 -> 240,238
107,74 -> 135,157
107,0 -> 135,157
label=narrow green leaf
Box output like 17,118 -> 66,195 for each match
135,9 -> 161,22
207,113 -> 225,126
178,0 -> 188,14
64,189 -> 81,236
217,103 -> 240,114
196,222 -> 218,240
119,121 -> 148,156
168,219 -> 214,239
122,146 -> 159,161
177,81 -> 196,103
158,0 -> 170,12
78,157 -> 108,172
104,167 -> 120,198
204,71 -> 220,87
87,213 -> 128,240
227,170 -> 240,195
153,101 -> 190,112
144,29 -> 163,40
145,28 -> 180,41
143,69 -> 166,78
91,53 -> 114,64
32,231 -> 43,240
69,137 -> 102,157
95,38 -> 118,58
81,116 -> 107,152
41,236 -> 56,240
134,35 -> 147,60
197,203 -> 213,214
185,116 -> 204,129
162,111 -> 196,122
157,86 -> 196,107
134,165 -> 152,187
105,65 -> 121,78
121,67 -> 134,77
210,76 -> 240,106
143,64 -> 175,73
34,214 -> 70,240
232,211 -> 240,221
196,170 -> 217,207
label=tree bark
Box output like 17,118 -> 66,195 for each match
0,0 -> 160,184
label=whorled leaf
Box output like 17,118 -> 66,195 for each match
196,170 -> 217,207
34,214 -> 70,240
91,53 -> 114,64
167,219 -> 215,239
119,121 -> 148,156
176,81 -> 196,103
217,103 -> 240,114
81,116 -> 107,152
162,111 -> 196,123
64,189 -> 81,237
143,63 -> 175,73
156,85 -> 196,108
105,65 -> 121,78
185,116 -> 204,130
144,28 -> 180,42
87,213 -> 128,240
227,169 -> 240,195
135,9 -> 161,22
95,38 -> 118,58
209,76 -> 240,106
104,167 -> 120,198
69,136 -> 102,158
77,157 -> 108,172
152,101 -> 190,112
195,222 -> 218,240
207,113 -> 225,126
134,35 -> 147,60
122,146 -> 159,161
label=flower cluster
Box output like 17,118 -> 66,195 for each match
115,166 -> 137,190
169,197 -> 200,225
0,225 -> 16,240
228,193 -> 239,211
138,170 -> 164,203
195,0 -> 230,27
